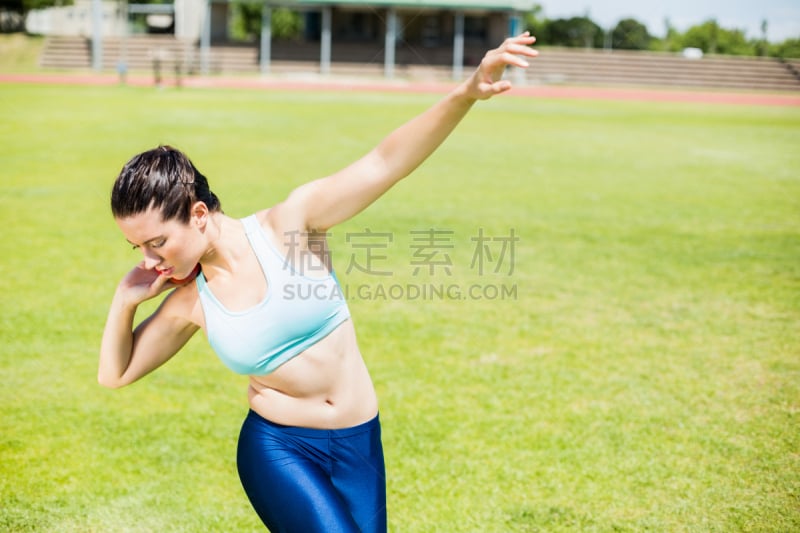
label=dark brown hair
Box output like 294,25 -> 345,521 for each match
111,145 -> 221,223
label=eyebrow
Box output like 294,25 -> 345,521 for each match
126,235 -> 164,247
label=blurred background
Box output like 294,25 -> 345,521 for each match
1,0 -> 799,91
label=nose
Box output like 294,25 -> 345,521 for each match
141,248 -> 162,270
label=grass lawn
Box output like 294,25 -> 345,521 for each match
0,34 -> 45,73
0,82 -> 798,532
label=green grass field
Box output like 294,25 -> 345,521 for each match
1,82 -> 798,532
0,34 -> 45,72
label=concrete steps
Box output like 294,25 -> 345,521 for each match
529,47 -> 800,92
39,36 -> 800,92
40,35 -> 194,72
39,35 -> 91,68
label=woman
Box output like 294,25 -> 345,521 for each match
99,33 -> 537,532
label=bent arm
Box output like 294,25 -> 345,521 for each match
278,34 -> 538,232
98,286 -> 198,389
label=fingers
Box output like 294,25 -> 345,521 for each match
485,80 -> 513,95
500,50 -> 535,68
496,33 -> 537,53
465,32 -> 537,99
509,31 -> 537,46
486,34 -> 538,66
152,272 -> 171,289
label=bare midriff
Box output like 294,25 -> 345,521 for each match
247,319 -> 379,429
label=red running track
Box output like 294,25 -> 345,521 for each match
1,72 -> 798,107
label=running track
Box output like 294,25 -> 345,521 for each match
1,72 -> 798,107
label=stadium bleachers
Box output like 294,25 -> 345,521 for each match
39,35 -> 194,72
39,35 -> 800,92
529,47 -> 800,92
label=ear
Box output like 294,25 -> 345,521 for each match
190,201 -> 210,229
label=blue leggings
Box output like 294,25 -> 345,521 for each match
237,409 -> 387,532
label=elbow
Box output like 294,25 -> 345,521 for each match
97,373 -> 126,389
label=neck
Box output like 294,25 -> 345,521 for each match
198,213 -> 244,276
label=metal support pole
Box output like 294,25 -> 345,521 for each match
452,10 -> 464,81
117,0 -> 129,83
509,12 -> 524,85
321,6 -> 331,75
91,0 -> 103,71
200,0 -> 211,76
508,12 -> 521,36
384,8 -> 396,79
260,3 -> 272,75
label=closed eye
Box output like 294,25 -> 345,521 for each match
128,238 -> 165,250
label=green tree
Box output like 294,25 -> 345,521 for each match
648,17 -> 682,52
716,28 -> 754,55
271,7 -> 301,39
230,3 -> 302,42
774,38 -> 800,59
0,0 -> 73,32
547,16 -> 603,48
682,19 -> 755,55
611,18 -> 651,50
523,4 -> 549,44
682,19 -> 719,53
0,0 -> 72,11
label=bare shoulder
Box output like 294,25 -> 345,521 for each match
257,202 -> 306,238
254,207 -> 273,228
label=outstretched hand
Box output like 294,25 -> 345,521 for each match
463,32 -> 538,100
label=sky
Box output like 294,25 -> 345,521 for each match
538,0 -> 800,43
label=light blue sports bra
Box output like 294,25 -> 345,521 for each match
196,215 -> 350,375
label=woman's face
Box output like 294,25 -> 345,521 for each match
115,206 -> 205,280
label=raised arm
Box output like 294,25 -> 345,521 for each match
276,33 -> 538,232
98,263 -> 198,388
